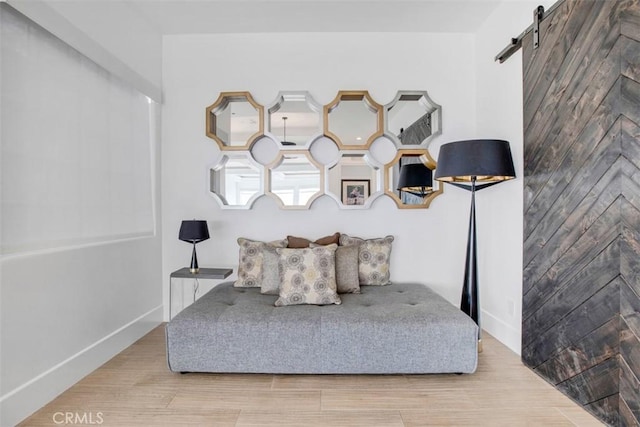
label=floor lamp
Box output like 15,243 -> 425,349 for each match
434,139 -> 516,351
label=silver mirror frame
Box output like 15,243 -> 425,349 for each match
208,152 -> 265,209
264,91 -> 324,150
265,150 -> 325,210
324,151 -> 384,209
384,90 -> 442,149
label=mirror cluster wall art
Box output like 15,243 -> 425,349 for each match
206,90 -> 443,210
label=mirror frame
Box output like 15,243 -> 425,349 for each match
265,150 -> 325,210
265,91 -> 323,150
384,149 -> 443,209
205,91 -> 265,151
208,152 -> 265,209
324,150 -> 384,209
384,90 -> 442,148
323,91 -> 384,150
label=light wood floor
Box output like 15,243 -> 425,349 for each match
20,325 -> 604,426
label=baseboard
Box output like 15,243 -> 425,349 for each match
0,305 -> 163,427
481,309 -> 521,355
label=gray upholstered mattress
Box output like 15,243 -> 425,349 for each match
166,282 -> 478,374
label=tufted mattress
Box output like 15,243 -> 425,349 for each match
166,282 -> 478,374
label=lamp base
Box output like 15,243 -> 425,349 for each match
189,243 -> 199,274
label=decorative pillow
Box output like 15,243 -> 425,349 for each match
234,238 -> 287,288
287,232 -> 340,248
275,245 -> 342,306
310,243 -> 360,293
260,244 -> 281,295
339,234 -> 394,286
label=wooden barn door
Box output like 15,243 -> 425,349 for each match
521,0 -> 640,425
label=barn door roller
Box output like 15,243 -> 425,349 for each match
495,4 -> 557,63
533,5 -> 544,49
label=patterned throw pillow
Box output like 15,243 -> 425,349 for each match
339,234 -> 394,286
275,245 -> 342,306
234,238 -> 287,288
260,245 -> 281,295
310,243 -> 360,293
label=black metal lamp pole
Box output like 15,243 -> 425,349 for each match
461,177 -> 479,327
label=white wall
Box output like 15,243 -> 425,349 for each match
474,0 -> 557,353
0,4 -> 163,426
162,32 -> 479,317
7,0 -> 163,101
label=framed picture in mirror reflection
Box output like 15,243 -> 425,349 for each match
341,179 -> 370,205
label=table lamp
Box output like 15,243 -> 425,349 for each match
179,220 -> 210,274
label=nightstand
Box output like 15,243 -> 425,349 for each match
169,267 -> 233,319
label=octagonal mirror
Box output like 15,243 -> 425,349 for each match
206,91 -> 264,150
385,91 -> 442,148
267,91 -> 322,148
325,152 -> 382,209
209,153 -> 264,209
266,151 -> 323,209
324,91 -> 384,150
384,149 -> 443,209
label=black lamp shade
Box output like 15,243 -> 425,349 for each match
397,163 -> 433,195
178,220 -> 210,243
434,139 -> 516,183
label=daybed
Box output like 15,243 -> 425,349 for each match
166,281 -> 479,374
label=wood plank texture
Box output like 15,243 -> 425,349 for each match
522,277 -> 620,367
535,317 -> 620,383
18,325 -> 602,427
523,116 -> 621,277
523,0 -> 640,425
523,7 -> 622,214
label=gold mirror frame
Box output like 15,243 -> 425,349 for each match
265,150 -> 324,209
323,91 -> 384,150
384,149 -> 443,209
206,91 -> 265,150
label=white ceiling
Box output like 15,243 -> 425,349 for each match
125,0 -> 503,35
